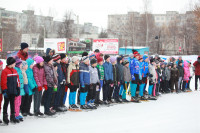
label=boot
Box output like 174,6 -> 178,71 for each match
3,114 -> 9,125
27,112 -> 34,116
0,119 -> 2,124
10,114 -> 20,123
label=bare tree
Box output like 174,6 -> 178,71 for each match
98,28 -> 108,38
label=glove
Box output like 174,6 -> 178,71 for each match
38,86 -> 43,92
65,85 -> 68,92
24,85 -> 29,94
32,87 -> 36,93
43,85 -> 48,91
16,87 -> 20,96
149,74 -> 153,77
3,90 -> 8,98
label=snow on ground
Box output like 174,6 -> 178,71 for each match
1,76 -> 200,133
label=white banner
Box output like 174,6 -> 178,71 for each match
44,38 -> 67,53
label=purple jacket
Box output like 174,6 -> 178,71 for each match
33,64 -> 47,87
44,62 -> 57,87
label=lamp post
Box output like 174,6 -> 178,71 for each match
0,25 -> 3,52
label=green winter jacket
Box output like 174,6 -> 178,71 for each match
96,64 -> 104,80
26,59 -> 37,95
14,67 -> 25,96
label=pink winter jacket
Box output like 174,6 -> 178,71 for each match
183,61 -> 190,81
33,64 -> 47,87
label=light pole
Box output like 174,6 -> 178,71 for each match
0,25 -> 3,52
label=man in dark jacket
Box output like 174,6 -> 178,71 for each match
170,63 -> 180,93
116,56 -> 124,102
193,56 -> 200,91
177,61 -> 184,91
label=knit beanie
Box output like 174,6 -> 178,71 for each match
52,54 -> 61,62
134,52 -> 140,58
60,53 -> 66,60
110,56 -> 117,64
34,56 -> 44,64
94,49 -> 100,53
117,56 -> 122,63
15,58 -> 22,68
7,57 -> 16,66
104,55 -> 110,61
82,56 -> 89,63
150,58 -> 155,63
90,58 -> 97,65
21,42 -> 29,50
22,61 -> 27,68
82,52 -> 88,57
44,55 -> 53,63
124,60 -> 129,65
72,56 -> 79,63
97,57 -> 103,63
143,55 -> 148,61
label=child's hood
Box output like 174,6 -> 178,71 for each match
26,59 -> 34,68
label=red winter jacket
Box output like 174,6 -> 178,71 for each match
193,61 -> 200,75
1,66 -> 20,95
17,50 -> 28,61
33,64 -> 47,87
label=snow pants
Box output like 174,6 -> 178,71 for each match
3,94 -> 15,116
34,89 -> 42,113
44,87 -> 53,113
14,95 -> 21,117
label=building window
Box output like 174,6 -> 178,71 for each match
32,38 -> 37,45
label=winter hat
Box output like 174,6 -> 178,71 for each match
82,52 -> 88,57
104,55 -> 110,61
44,55 -> 53,63
72,56 -> 79,63
97,57 -> 103,63
129,53 -> 134,58
34,56 -> 44,64
52,54 -> 61,62
21,42 -> 29,50
89,53 -> 95,58
150,58 -> 155,63
22,61 -> 27,68
143,55 -> 148,61
132,49 -> 137,53
82,56 -> 89,63
94,49 -> 100,53
168,63 -> 172,67
0,60 -> 3,66
60,53 -> 66,60
110,56 -> 117,64
7,57 -> 16,66
90,58 -> 97,65
117,56 -> 123,63
15,58 -> 22,68
134,52 -> 140,58
124,60 -> 129,65
155,54 -> 159,58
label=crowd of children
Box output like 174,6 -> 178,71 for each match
0,43 -> 200,125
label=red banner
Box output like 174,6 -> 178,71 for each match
0,39 -> 2,52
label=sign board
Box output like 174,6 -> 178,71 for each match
44,38 -> 66,53
93,39 -> 118,54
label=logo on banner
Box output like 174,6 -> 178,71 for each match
57,42 -> 65,52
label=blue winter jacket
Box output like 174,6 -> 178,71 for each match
143,61 -> 149,77
103,61 -> 113,81
129,57 -> 135,80
26,59 -> 37,95
14,67 -> 25,96
139,62 -> 144,80
56,62 -> 65,84
130,58 -> 140,80
79,63 -> 90,87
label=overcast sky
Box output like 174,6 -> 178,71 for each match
0,0 -> 198,28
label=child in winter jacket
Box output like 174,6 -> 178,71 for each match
148,59 -> 157,99
109,56 -> 119,103
123,60 -> 132,102
164,63 -> 172,93
177,61 -> 184,91
116,56 -> 124,102
26,59 -> 38,116
170,64 -> 180,93
14,58 -> 24,122
182,61 -> 190,92
96,57 -> 104,104
44,55 -> 57,116
0,60 -> 3,123
103,55 -> 113,105
33,56 -> 47,116
1,57 -> 20,124
160,62 -> 166,93
79,56 -> 90,109
52,54 -> 66,112
20,61 -> 29,117
67,56 -> 80,110
88,58 -> 99,109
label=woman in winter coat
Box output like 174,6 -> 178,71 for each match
33,56 -> 47,116
26,59 -> 38,116
182,61 -> 191,92
170,64 -> 180,93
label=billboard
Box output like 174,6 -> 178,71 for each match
44,38 -> 66,53
93,39 -> 118,54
